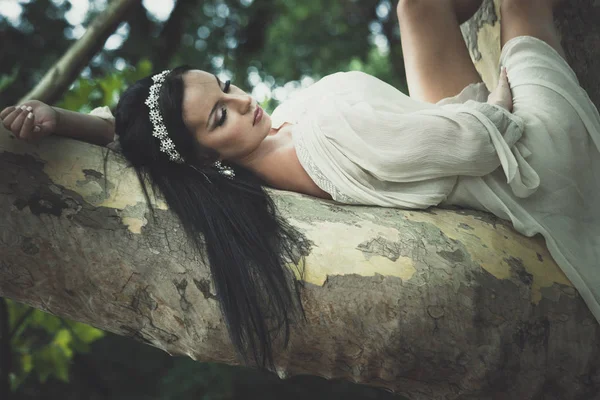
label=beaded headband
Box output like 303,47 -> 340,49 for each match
144,70 -> 235,179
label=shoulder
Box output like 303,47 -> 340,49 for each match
262,129 -> 332,200
282,145 -> 332,200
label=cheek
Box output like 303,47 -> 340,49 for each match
228,124 -> 246,146
220,125 -> 248,155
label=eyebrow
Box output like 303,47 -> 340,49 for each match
206,75 -> 221,129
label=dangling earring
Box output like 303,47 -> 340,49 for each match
213,161 -> 235,179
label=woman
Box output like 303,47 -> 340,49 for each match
3,0 -> 599,370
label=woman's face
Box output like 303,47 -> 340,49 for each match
180,70 -> 272,163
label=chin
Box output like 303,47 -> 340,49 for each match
263,113 -> 272,127
262,116 -> 273,135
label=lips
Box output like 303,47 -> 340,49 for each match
253,106 -> 263,126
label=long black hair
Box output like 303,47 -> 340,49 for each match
112,66 -> 307,369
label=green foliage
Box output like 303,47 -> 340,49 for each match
2,0 -> 405,109
58,59 -> 153,112
262,0 -> 371,79
348,46 -> 407,93
0,66 -> 20,94
0,0 -> 73,108
7,299 -> 105,392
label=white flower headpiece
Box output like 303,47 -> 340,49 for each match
144,70 -> 235,179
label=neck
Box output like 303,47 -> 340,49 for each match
236,127 -> 292,180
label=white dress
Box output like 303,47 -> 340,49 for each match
270,36 -> 600,325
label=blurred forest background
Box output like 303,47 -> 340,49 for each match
0,0 -> 408,112
0,0 -> 408,398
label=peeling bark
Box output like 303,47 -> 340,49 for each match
1,1 -> 600,398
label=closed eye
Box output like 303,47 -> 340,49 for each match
216,80 -> 231,127
217,107 -> 227,126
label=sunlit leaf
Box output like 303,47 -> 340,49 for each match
21,353 -> 33,373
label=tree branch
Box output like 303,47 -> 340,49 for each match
19,0 -> 141,105
112,1 -> 154,69
0,127 -> 598,398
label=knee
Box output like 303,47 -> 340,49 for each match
501,0 -> 530,13
396,0 -> 482,23
501,0 -> 552,17
396,0 -> 424,10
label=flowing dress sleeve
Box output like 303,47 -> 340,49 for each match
290,71 -> 540,208
391,100 -> 539,198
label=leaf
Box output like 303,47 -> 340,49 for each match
99,73 -> 124,106
52,329 -> 74,358
33,341 -> 72,383
68,320 -> 105,343
7,299 -> 34,338
56,58 -> 154,112
21,353 -> 33,373
0,66 -> 20,93
7,301 -> 104,391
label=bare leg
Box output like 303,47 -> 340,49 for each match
500,0 -> 567,60
396,0 -> 484,103
455,0 -> 487,24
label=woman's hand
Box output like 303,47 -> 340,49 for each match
487,67 -> 513,112
0,100 -> 58,141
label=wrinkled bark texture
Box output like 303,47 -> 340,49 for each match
1,1 -> 599,399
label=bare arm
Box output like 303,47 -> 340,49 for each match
53,107 -> 115,146
0,101 -> 115,147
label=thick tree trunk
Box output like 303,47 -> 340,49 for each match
1,1 -> 599,399
19,0 -> 141,105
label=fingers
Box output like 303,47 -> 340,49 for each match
1,106 -> 23,130
10,107 -> 29,137
1,105 -> 41,139
499,66 -> 512,86
19,112 -> 35,140
0,106 -> 16,119
2,106 -> 26,134
498,67 -> 507,84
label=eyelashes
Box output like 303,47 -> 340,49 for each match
217,80 -> 232,127
218,108 -> 227,126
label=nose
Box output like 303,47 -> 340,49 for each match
227,94 -> 252,114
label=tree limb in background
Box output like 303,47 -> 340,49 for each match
19,0 -> 141,105
112,1 -> 154,70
